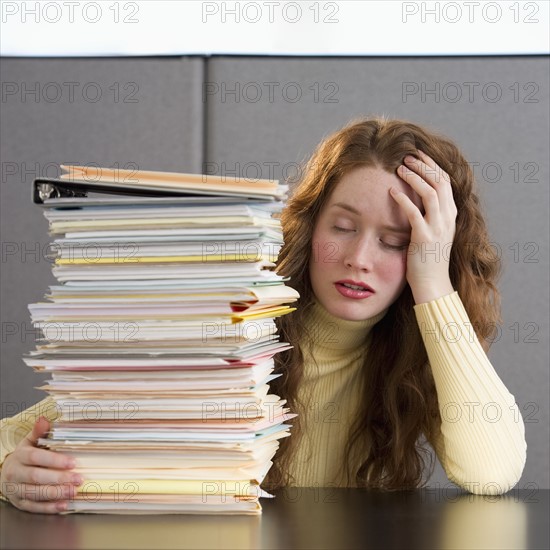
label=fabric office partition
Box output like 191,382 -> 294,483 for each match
0,57 -> 205,415
204,56 -> 549,490
1,55 -> 548,489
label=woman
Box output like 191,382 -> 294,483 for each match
0,117 -> 527,512
264,117 -> 526,492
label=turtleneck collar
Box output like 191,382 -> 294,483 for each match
305,298 -> 389,353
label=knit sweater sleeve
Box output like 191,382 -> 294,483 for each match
413,291 -> 526,495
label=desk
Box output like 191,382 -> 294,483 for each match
1,489 -> 548,549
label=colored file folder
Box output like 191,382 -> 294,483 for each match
26,166 -> 298,514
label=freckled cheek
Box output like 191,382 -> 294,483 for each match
378,255 -> 408,286
311,233 -> 342,265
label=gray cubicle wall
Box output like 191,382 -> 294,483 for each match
1,55 -> 548,490
0,56 -> 205,414
204,56 -> 549,491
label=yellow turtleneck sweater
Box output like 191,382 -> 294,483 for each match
286,292 -> 526,494
0,292 -> 526,496
286,300 -> 387,487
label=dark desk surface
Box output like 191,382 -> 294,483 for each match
1,489 -> 548,550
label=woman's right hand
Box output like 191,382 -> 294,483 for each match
0,416 -> 82,513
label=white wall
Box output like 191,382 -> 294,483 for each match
1,1 -> 549,57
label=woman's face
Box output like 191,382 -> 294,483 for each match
309,165 -> 423,321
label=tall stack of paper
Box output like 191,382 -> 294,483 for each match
25,165 -> 298,514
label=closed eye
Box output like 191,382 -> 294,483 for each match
333,226 -> 355,233
381,241 -> 409,251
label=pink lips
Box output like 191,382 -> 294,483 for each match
335,279 -> 375,299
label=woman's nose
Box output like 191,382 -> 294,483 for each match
343,237 -> 375,271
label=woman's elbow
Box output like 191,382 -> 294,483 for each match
453,450 -> 527,495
